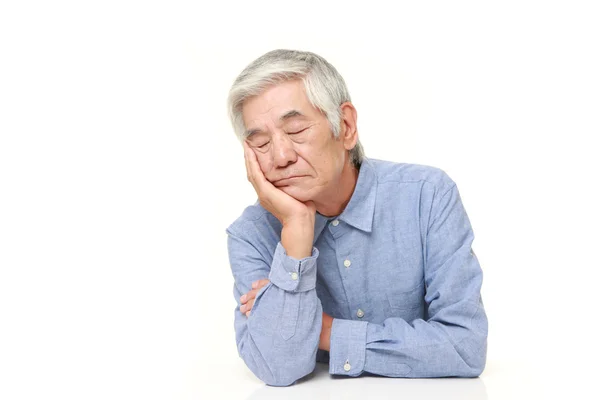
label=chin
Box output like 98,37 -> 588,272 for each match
279,185 -> 313,203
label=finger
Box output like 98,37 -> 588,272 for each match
242,280 -> 270,310
243,141 -> 269,191
242,141 -> 257,188
241,279 -> 270,305
240,288 -> 256,306
243,140 -> 259,183
241,289 -> 256,306
243,142 -> 270,199
252,278 -> 270,289
240,298 -> 256,313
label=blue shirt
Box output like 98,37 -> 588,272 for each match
226,157 -> 488,386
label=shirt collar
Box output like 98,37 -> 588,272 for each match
313,157 -> 378,243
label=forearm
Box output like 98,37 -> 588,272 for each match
232,239 -> 322,386
329,296 -> 488,378
236,280 -> 323,386
367,307 -> 486,377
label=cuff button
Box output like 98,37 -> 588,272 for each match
343,361 -> 351,371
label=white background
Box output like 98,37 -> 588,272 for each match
1,1 -> 599,399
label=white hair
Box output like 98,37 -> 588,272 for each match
227,49 -> 364,168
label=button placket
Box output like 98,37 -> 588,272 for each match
332,226 -> 365,327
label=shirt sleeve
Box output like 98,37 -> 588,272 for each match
328,183 -> 488,378
226,226 -> 323,386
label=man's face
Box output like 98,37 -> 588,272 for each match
242,79 -> 347,203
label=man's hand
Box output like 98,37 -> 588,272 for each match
243,141 -> 315,259
240,278 -> 270,317
241,280 -> 334,352
243,140 -> 316,227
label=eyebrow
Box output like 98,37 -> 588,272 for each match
244,109 -> 306,138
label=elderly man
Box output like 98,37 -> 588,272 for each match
225,49 -> 488,387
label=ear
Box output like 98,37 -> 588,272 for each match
339,102 -> 358,151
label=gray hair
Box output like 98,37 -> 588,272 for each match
227,49 -> 364,168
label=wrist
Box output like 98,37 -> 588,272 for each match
320,325 -> 332,352
281,219 -> 314,259
282,210 -> 315,228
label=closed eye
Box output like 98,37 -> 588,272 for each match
258,141 -> 270,148
288,128 -> 307,135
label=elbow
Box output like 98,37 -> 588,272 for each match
466,354 -> 486,378
236,296 -> 322,386
238,337 -> 318,387
248,355 -> 316,387
471,338 -> 487,377
455,333 -> 487,377
462,351 -> 486,378
459,304 -> 488,377
264,376 -> 300,387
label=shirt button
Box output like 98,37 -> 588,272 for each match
357,309 -> 364,318
291,272 -> 298,280
343,361 -> 351,371
343,259 -> 351,268
332,219 -> 339,227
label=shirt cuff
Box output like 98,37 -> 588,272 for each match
268,241 -> 319,292
329,318 -> 368,376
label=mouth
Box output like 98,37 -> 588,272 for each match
273,175 -> 307,187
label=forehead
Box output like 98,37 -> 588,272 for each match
242,80 -> 316,128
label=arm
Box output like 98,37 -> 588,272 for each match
328,183 -> 488,378
227,141 -> 323,386
227,227 -> 323,387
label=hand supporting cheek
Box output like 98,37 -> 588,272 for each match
243,140 -> 316,227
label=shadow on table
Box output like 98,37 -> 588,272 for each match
246,363 -> 488,400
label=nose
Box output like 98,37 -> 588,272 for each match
271,133 -> 297,168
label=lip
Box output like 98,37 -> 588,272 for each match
273,175 -> 307,186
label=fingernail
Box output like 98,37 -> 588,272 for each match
240,294 -> 247,302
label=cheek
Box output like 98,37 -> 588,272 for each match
256,153 -> 274,174
309,143 -> 342,179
